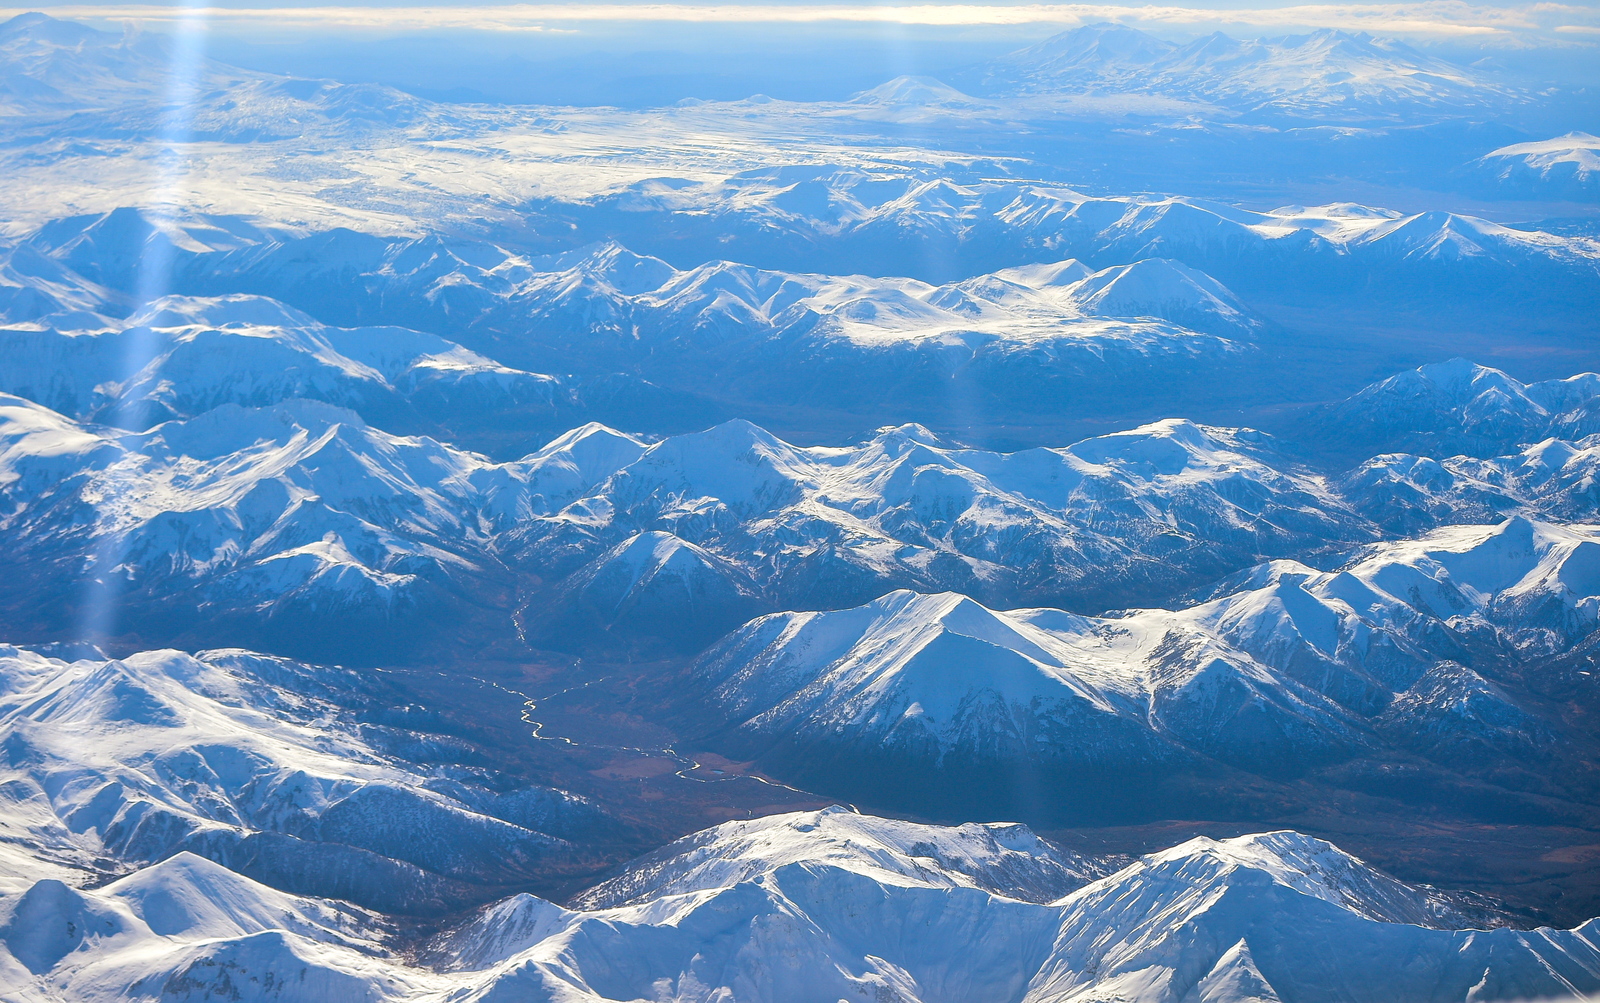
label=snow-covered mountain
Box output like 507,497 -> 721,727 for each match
24,199 -> 1595,400
1471,132 -> 1600,198
8,815 -> 1593,1003
0,291 -> 560,429
690,516 -> 1589,793
0,11 -> 433,139
1345,435 -> 1600,531
0,852 -> 418,1002
1318,358 -> 1600,459
0,643 -> 606,913
1028,831 -> 1596,1002
967,23 -> 1522,121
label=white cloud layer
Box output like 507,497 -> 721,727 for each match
8,1 -> 1599,40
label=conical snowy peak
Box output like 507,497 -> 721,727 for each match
993,257 -> 1095,289
849,75 -> 978,108
694,587 -> 1300,777
428,892 -> 574,971
1182,939 -> 1282,1003
1068,258 -> 1258,333
101,850 -> 367,942
515,421 -> 649,491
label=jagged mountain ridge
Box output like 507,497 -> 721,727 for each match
0,394 -> 1379,657
0,392 -> 653,657
1347,435 -> 1600,532
507,415 -> 1370,635
1315,357 -> 1600,459
519,165 -> 1600,293
11,359 -> 1600,661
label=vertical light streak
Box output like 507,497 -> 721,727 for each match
77,3 -> 210,649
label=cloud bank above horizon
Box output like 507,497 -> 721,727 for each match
8,1 -> 1599,43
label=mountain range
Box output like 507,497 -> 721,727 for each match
14,356 -> 1600,658
9,630 -> 1590,1003
2,10 -> 1599,1000
959,23 -> 1524,122
7,801 -> 1597,1002
1,390 -> 1396,656
25,229 -> 1261,396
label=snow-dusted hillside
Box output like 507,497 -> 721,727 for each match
1471,132 -> 1600,197
0,292 -> 560,428
691,517 -> 1587,783
7,815 -> 1594,1003
968,23 -> 1523,121
0,644 -> 605,913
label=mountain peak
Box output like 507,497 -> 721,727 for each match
850,75 -> 976,107
127,294 -> 320,331
1128,830 -> 1467,927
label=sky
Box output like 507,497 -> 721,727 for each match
9,1 -> 1600,104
